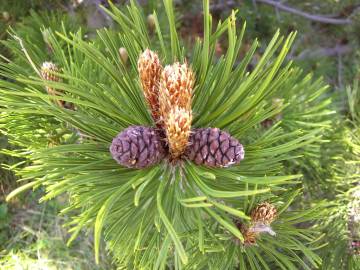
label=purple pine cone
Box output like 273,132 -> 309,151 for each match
184,128 -> 245,167
110,126 -> 166,169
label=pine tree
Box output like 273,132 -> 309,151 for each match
1,1 -> 347,269
314,81 -> 360,270
0,10 -> 81,150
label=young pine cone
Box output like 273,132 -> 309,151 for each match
41,62 -> 74,110
110,126 -> 166,169
184,128 -> 244,167
251,202 -> 277,225
138,49 -> 163,124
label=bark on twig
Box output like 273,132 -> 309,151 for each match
255,0 -> 353,25
210,0 -> 237,12
289,44 -> 352,60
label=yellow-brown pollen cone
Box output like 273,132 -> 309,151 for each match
137,49 -> 163,125
164,107 -> 192,159
159,62 -> 194,158
159,62 -> 194,120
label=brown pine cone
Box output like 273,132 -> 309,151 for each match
184,128 -> 244,167
110,126 -> 166,169
251,202 -> 277,225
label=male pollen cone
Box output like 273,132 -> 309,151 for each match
159,62 -> 194,121
164,107 -> 192,159
138,49 -> 163,125
159,62 -> 194,158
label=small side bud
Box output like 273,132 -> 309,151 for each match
41,62 -> 60,83
251,202 -> 277,225
119,47 -> 128,64
2,12 -> 10,22
234,202 -> 277,246
147,14 -> 156,30
42,29 -> 53,53
41,62 -> 74,110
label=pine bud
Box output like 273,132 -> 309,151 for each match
41,61 -> 61,83
41,62 -> 74,110
184,128 -> 245,167
110,126 -> 166,169
159,62 -> 194,121
235,204 -> 276,246
42,29 -> 54,54
261,98 -> 284,128
251,202 -> 277,225
272,98 -> 284,121
138,49 -> 163,124
2,12 -> 10,22
147,14 -> 156,30
164,107 -> 192,159
119,47 -> 128,64
42,29 -> 51,45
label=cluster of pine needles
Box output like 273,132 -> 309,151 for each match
0,0 -> 359,269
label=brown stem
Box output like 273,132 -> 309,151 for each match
255,0 -> 353,25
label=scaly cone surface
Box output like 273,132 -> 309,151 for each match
110,126 -> 166,169
184,128 -> 244,167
